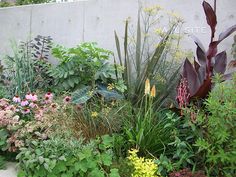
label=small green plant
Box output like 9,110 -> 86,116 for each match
17,135 -> 120,177
4,41 -> 35,97
127,148 -> 162,177
194,74 -> 236,176
124,79 -> 176,156
3,37 -> 53,96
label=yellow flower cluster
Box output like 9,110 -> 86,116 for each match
91,111 -> 98,118
107,83 -> 115,90
144,79 -> 156,97
143,5 -> 163,16
128,149 -> 162,177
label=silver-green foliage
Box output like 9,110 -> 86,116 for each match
4,41 -> 35,97
16,135 -> 120,177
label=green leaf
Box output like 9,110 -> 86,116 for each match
74,161 -> 88,173
110,168 -> 120,177
101,153 -> 112,166
72,86 -> 93,104
88,168 -> 105,177
97,85 -> 123,101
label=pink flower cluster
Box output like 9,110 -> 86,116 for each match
176,78 -> 190,115
0,93 -> 73,152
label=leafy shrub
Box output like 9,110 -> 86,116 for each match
127,149 -> 162,177
153,113 -> 197,176
17,135 -> 120,177
193,74 -> 236,176
49,42 -> 120,91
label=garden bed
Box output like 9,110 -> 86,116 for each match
0,1 -> 236,177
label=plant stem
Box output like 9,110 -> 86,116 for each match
214,0 -> 216,13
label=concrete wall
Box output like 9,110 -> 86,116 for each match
0,0 -> 235,62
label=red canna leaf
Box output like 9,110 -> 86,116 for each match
183,59 -> 201,96
214,51 -> 227,74
202,1 -> 217,39
192,77 -> 212,99
207,41 -> 218,59
196,46 -> 207,66
194,57 -> 200,71
191,35 -> 206,53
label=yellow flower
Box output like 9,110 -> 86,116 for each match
91,111 -> 98,118
107,83 -> 114,90
150,85 -> 156,97
143,5 -> 162,16
88,90 -> 94,96
144,79 -> 150,95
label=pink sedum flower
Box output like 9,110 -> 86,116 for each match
21,99 -> 29,107
13,96 -> 21,103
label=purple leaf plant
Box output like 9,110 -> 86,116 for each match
177,0 -> 236,108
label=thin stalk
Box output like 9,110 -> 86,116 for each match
214,0 -> 216,14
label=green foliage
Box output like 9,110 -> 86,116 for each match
0,129 -> 9,152
74,97 -> 131,140
124,90 -> 176,156
72,84 -> 123,105
4,41 -> 35,97
49,42 -> 120,91
15,0 -> 51,5
115,7 -> 182,109
0,2 -> 13,7
0,156 -> 5,169
127,149 -> 162,177
155,114 -> 196,176
16,135 -> 120,177
3,38 -> 53,96
194,74 -> 236,176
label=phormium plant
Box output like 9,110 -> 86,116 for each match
177,0 -> 236,105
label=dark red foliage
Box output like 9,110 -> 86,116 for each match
168,168 -> 206,177
177,0 -> 236,106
